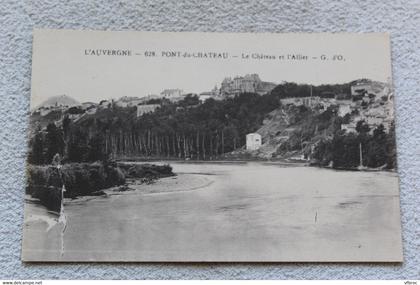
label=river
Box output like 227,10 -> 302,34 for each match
22,162 -> 403,262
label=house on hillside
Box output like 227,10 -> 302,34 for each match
246,133 -> 262,151
198,93 -> 213,103
38,106 -> 52,116
115,96 -> 146,107
199,85 -> 219,103
115,101 -> 128,107
85,105 -> 97,114
341,123 -> 357,133
98,100 -> 111,109
280,96 -> 320,108
160,89 -> 183,98
351,82 -> 373,97
81,102 -> 96,109
338,104 -> 352,117
136,104 -> 160,117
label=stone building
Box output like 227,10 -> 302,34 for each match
220,74 -> 276,96
136,104 -> 160,117
199,85 -> 220,102
341,123 -> 357,133
280,96 -> 322,108
351,82 -> 375,97
338,104 -> 352,117
160,89 -> 184,99
246,133 -> 262,151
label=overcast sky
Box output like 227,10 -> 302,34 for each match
30,30 -> 392,108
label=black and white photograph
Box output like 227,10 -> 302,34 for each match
22,30 -> 403,262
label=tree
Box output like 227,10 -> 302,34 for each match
44,123 -> 64,164
88,134 -> 107,161
356,120 -> 370,134
365,124 -> 387,167
28,131 -> 44,165
180,94 -> 200,107
386,123 -> 397,169
67,127 -> 89,162
67,106 -> 84,114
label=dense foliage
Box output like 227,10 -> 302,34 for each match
312,122 -> 397,169
270,82 -> 351,99
276,105 -> 342,153
29,93 -> 281,163
118,163 -> 174,179
26,161 -> 125,211
27,82 -> 397,170
26,165 -> 62,211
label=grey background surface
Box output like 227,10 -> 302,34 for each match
0,0 -> 418,279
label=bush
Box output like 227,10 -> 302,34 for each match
119,163 -> 174,179
26,162 -> 126,211
26,165 -> 63,212
61,162 -> 125,197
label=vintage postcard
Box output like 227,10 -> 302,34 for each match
22,29 -> 403,262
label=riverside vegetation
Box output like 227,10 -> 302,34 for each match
26,162 -> 174,212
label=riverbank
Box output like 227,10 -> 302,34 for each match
25,161 -> 177,212
23,172 -> 214,235
117,157 -> 309,167
122,173 -> 213,195
116,156 -> 397,172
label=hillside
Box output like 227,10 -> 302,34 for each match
36,94 -> 80,109
27,79 -> 396,169
246,105 -> 337,159
240,83 -> 395,168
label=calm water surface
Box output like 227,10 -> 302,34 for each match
22,162 -> 402,261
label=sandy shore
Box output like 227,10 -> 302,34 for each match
23,173 -> 214,236
58,173 -> 214,206
126,174 -> 214,195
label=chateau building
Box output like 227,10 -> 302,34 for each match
160,89 -> 184,99
220,74 -> 276,96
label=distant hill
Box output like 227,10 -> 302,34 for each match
36,94 -> 80,109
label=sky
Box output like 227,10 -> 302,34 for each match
30,30 -> 392,108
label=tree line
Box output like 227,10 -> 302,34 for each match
27,84 -> 397,170
312,121 -> 397,169
28,93 -> 280,164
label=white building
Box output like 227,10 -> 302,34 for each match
81,102 -> 96,109
115,101 -> 128,107
160,89 -> 183,99
98,100 -> 111,109
85,107 -> 97,115
115,96 -> 146,107
280,96 -> 321,108
246,133 -> 262,151
137,104 -> 160,117
341,123 -> 357,133
38,107 -> 52,116
198,94 -> 213,103
338,104 -> 352,117
127,99 -> 144,107
199,85 -> 219,103
220,74 -> 276,97
351,82 -> 374,97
